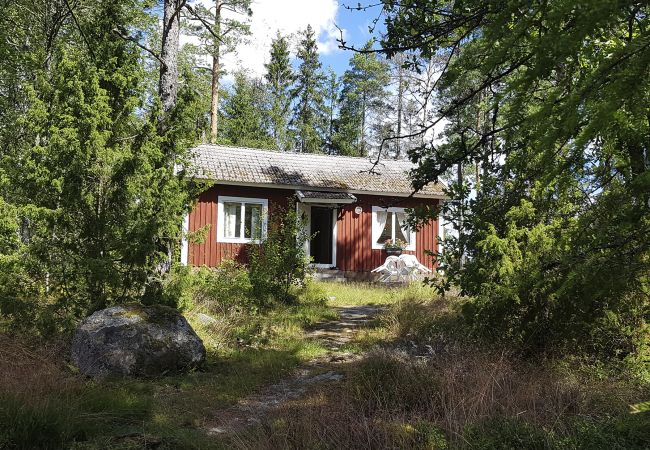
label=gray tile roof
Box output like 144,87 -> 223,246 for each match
188,144 -> 445,198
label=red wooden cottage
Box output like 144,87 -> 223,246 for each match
182,145 -> 445,277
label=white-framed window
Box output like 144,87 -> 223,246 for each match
217,196 -> 268,243
371,206 -> 415,251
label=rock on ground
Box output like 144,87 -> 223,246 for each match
71,304 -> 206,377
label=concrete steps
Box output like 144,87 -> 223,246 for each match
311,269 -> 379,283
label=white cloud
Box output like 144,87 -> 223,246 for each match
183,0 -> 341,79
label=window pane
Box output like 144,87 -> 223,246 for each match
395,212 -> 410,245
223,202 -> 241,238
377,211 -> 393,244
244,203 -> 262,239
395,213 -> 411,244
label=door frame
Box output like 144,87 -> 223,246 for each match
297,203 -> 337,268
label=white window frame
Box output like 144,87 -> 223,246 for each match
371,206 -> 416,251
217,196 -> 268,244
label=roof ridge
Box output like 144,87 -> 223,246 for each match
194,143 -> 414,165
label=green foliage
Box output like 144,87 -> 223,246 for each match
221,71 -> 274,148
462,414 -> 650,450
322,68 -> 341,153
0,1 -> 201,333
380,0 -> 650,360
0,387 -> 152,450
163,261 -> 254,313
334,40 -> 391,156
264,32 -> 294,151
291,25 -> 327,152
183,0 -> 252,58
462,419 -> 552,450
248,206 -> 310,305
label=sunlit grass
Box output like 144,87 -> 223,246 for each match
313,280 -> 439,307
2,280 -> 434,448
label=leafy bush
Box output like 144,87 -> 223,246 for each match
561,415 -> 650,450
248,206 -> 310,305
163,261 -> 253,313
454,198 -> 650,369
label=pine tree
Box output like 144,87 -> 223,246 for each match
334,40 -> 390,156
264,32 -> 294,151
184,0 -> 253,143
323,68 -> 340,154
221,71 -> 273,148
381,0 -> 650,356
291,25 -> 326,153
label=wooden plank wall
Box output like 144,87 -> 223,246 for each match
188,184 -> 292,267
336,194 -> 440,271
188,186 -> 440,271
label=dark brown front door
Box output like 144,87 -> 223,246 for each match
310,206 -> 333,265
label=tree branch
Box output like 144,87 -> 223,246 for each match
183,3 -> 225,44
113,27 -> 166,68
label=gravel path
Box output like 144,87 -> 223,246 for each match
207,304 -> 384,435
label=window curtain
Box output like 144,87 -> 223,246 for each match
224,202 -> 240,238
374,210 -> 388,244
395,211 -> 410,245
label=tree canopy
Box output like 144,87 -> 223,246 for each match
0,0 -> 202,332
377,0 -> 649,357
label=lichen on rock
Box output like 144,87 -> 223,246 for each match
71,303 -> 206,378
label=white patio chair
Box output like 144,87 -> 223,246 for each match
372,256 -> 402,282
398,254 -> 432,281
371,255 -> 399,274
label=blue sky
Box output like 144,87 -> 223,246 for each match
320,3 -> 387,75
190,0 -> 389,79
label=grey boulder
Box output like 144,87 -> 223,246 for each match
71,303 -> 206,377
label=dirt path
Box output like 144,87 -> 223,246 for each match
207,305 -> 384,435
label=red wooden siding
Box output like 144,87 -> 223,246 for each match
336,194 -> 439,271
188,185 -> 440,271
188,184 -> 292,267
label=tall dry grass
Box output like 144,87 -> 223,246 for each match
0,333 -> 78,400
231,295 -> 648,449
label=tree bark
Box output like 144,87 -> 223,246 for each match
209,0 -> 222,143
159,0 -> 183,117
396,60 -> 403,158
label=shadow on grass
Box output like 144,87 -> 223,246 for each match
226,352 -> 650,450
0,343 -> 309,450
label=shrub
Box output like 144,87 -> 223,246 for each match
248,206 -> 310,305
163,261 -> 253,313
453,198 -> 650,367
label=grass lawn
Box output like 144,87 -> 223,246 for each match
315,280 -> 439,307
2,280 -> 648,449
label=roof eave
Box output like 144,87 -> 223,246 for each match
192,177 -> 448,200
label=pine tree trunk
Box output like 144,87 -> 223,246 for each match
360,94 -> 366,156
396,64 -> 403,158
150,0 -> 182,300
209,0 -> 222,143
457,162 -> 464,269
159,0 -> 181,117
